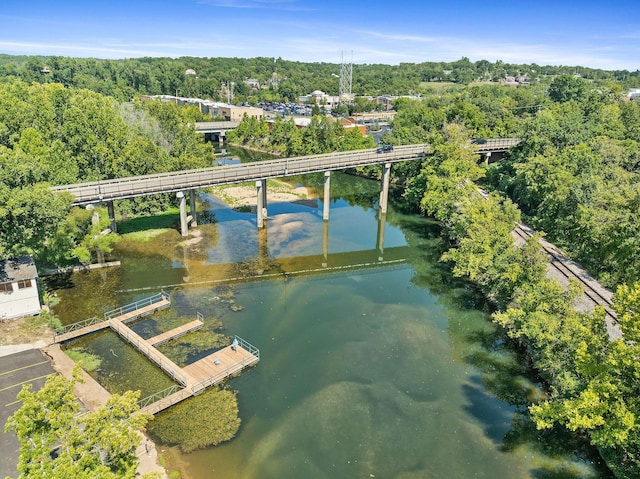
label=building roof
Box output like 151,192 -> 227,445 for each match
0,256 -> 38,284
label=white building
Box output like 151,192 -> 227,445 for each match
0,256 -> 41,321
299,90 -> 344,109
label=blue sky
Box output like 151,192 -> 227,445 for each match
1,0 -> 639,71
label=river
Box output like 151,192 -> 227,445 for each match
49,151 -> 612,478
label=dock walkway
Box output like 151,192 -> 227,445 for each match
54,292 -> 260,415
147,319 -> 204,346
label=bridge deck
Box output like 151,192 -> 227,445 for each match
147,319 -> 204,346
52,140 -> 520,205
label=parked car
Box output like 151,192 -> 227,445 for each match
376,144 -> 393,153
471,138 -> 487,145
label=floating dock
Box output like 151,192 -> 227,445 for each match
53,291 -> 259,414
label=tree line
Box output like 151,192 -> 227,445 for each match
1,53 -> 639,105
227,115 -> 375,155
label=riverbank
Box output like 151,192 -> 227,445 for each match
208,178 -> 312,210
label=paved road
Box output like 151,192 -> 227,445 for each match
0,349 -> 55,479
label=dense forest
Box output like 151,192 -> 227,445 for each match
2,53 -> 640,476
1,53 -> 639,103
0,78 -> 214,266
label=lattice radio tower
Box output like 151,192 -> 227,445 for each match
339,51 -> 353,105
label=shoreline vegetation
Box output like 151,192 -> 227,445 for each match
2,60 -> 640,476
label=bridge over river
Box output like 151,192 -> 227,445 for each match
51,139 -> 519,234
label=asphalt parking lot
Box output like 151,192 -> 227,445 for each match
0,348 -> 55,479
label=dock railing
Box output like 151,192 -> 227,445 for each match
190,336 -> 260,395
53,317 -> 101,340
190,354 -> 258,395
235,335 -> 260,359
104,291 -> 170,322
138,384 -> 183,410
108,318 -> 188,386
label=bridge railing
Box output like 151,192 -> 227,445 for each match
104,291 -> 170,322
476,138 -> 520,151
52,140 -> 519,205
53,316 -> 101,339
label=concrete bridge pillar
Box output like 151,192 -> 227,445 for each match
256,180 -> 265,228
379,163 -> 391,214
107,201 -> 117,233
177,191 -> 188,237
189,190 -> 198,227
261,179 -> 268,219
323,171 -> 331,221
377,212 -> 386,261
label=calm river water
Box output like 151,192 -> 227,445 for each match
50,158 -> 612,478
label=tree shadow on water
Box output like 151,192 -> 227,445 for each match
462,376 -> 515,444
461,330 -> 614,478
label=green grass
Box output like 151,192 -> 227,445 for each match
117,209 -> 180,235
65,348 -> 102,371
122,228 -> 174,242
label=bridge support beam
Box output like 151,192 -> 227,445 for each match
177,191 -> 188,237
323,171 -> 331,221
189,190 -> 198,227
379,163 -> 391,214
256,180 -> 266,229
107,201 -> 117,233
261,179 -> 268,219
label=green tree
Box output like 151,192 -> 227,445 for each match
4,369 -> 152,479
525,282 -> 640,476
548,74 -> 589,103
0,184 -> 73,258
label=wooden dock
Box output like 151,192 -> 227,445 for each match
138,342 -> 260,415
53,291 -> 259,415
105,293 -> 171,323
109,318 -> 190,386
185,344 -> 260,393
54,319 -> 110,343
54,291 -> 171,343
147,319 -> 204,346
